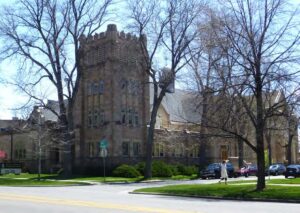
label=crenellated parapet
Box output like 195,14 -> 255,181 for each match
79,24 -> 147,67
79,24 -> 147,45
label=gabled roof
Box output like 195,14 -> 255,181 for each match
29,100 -> 62,123
150,85 -> 202,123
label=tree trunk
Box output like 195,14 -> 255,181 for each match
238,138 -> 244,168
287,135 -> 293,164
144,86 -> 166,179
255,73 -> 266,191
144,105 -> 159,179
57,92 -> 72,177
144,121 -> 155,179
256,139 -> 265,191
266,132 -> 272,166
198,90 -> 209,171
198,141 -> 207,170
286,120 -> 297,164
60,117 -> 72,177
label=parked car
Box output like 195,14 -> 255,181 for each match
235,164 -> 257,177
267,163 -> 286,176
285,164 -> 300,178
200,163 -> 235,179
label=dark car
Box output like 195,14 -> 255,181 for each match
285,164 -> 300,178
235,164 -> 257,177
268,163 -> 286,176
200,163 -> 234,179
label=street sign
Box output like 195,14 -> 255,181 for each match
99,139 -> 108,149
100,148 -> 108,158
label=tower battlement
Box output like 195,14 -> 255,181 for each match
79,24 -> 147,45
79,24 -> 147,67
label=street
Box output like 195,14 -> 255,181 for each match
0,177 -> 299,213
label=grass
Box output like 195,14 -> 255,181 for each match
0,173 -> 149,184
229,177 -> 300,185
68,176 -> 144,183
228,180 -> 257,184
47,174 -> 198,182
0,173 -> 57,179
0,172 -> 198,185
0,178 -> 90,186
267,178 -> 300,184
171,174 -> 198,180
134,183 -> 300,201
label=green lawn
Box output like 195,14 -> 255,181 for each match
134,183 -> 300,201
0,173 -> 57,179
0,178 -> 90,186
67,174 -> 197,182
229,178 -> 300,185
267,178 -> 300,184
68,176 -> 144,182
0,173 -> 142,185
0,173 -> 198,185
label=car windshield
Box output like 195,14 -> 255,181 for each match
269,165 -> 278,169
207,164 -> 219,169
226,163 -> 233,168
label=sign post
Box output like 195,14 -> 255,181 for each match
99,139 -> 108,182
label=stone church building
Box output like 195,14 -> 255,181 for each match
0,24 -> 299,173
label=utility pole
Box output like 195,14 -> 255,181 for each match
37,107 -> 44,181
10,131 -> 13,162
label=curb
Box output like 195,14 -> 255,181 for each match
130,191 -> 300,204
105,180 -> 165,185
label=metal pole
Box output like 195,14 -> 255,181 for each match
10,132 -> 13,162
38,112 -> 41,180
103,156 -> 106,182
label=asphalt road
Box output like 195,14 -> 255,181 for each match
0,177 -> 299,213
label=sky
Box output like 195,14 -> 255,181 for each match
0,0 -> 126,120
0,0 -> 299,120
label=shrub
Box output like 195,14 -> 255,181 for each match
134,161 -> 197,177
176,164 -> 186,175
152,161 -> 173,177
135,162 -> 145,175
112,164 -> 141,178
169,164 -> 179,176
176,164 -> 198,176
183,166 -> 198,176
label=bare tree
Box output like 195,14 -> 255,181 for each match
215,0 -> 300,191
127,0 -> 203,178
282,96 -> 299,165
0,0 -> 113,176
185,0 -> 299,191
185,8 -> 228,170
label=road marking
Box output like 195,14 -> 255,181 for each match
0,193 -> 198,213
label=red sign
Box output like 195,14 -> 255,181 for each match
0,150 -> 7,159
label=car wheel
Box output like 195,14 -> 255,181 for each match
285,175 -> 288,179
201,176 -> 206,180
245,173 -> 249,177
275,172 -> 278,176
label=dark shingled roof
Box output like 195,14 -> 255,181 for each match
150,85 -> 202,124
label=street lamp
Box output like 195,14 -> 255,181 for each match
36,107 -> 44,180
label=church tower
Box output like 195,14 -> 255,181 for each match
73,24 -> 149,171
